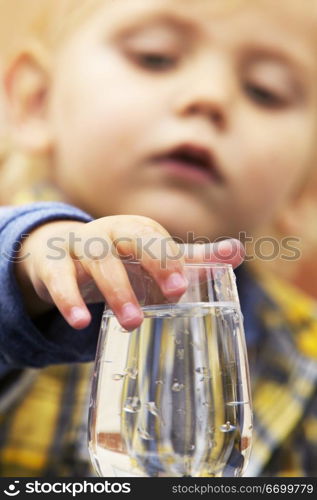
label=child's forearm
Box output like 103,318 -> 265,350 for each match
0,202 -> 93,368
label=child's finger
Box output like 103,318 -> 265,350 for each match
125,234 -> 188,298
111,222 -> 188,298
183,239 -> 245,268
39,258 -> 92,330
80,251 -> 144,331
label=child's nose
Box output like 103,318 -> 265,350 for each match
173,55 -> 235,131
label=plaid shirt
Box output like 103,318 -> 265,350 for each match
246,271 -> 317,476
0,267 -> 316,477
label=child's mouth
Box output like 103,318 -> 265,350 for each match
152,144 -> 223,185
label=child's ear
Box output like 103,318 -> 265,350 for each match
4,42 -> 53,154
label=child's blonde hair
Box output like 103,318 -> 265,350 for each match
0,0 -> 106,203
0,0 -> 106,63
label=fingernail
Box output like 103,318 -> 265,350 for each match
70,307 -> 89,324
120,302 -> 142,323
214,239 -> 237,259
162,272 -> 188,294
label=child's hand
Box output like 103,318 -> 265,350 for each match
15,215 -> 244,331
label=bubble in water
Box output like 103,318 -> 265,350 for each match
146,402 -> 160,418
155,379 -> 164,385
172,382 -> 184,392
196,367 -> 211,382
195,367 -> 210,376
123,397 -> 141,413
207,428 -> 216,448
175,338 -> 182,345
124,367 -> 138,379
220,421 -> 236,433
248,425 -> 253,431
208,438 -> 217,448
232,310 -> 241,323
176,348 -> 185,360
184,328 -> 190,335
202,401 -> 210,407
176,408 -> 185,415
112,373 -> 126,381
138,428 -> 153,440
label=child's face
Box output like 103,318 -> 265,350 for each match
46,0 -> 317,240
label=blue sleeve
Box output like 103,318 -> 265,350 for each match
0,202 -> 104,369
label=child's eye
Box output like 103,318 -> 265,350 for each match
130,52 -> 177,71
245,84 -> 287,108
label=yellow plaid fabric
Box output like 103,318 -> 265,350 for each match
246,271 -> 317,476
0,364 -> 94,476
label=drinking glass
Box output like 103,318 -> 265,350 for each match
88,262 -> 252,477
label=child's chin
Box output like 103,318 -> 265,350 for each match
147,212 -> 217,242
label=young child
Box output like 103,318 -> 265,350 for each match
0,0 -> 317,476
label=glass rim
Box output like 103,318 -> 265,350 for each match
122,259 -> 233,269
